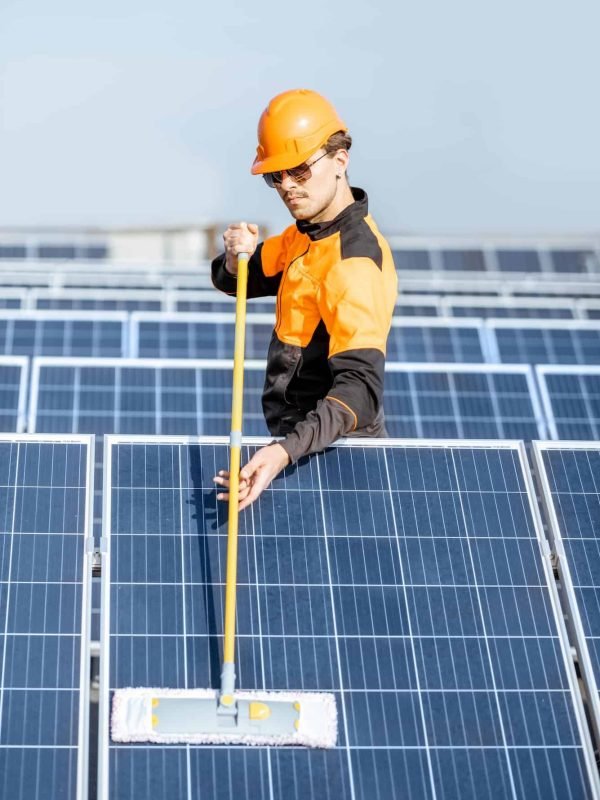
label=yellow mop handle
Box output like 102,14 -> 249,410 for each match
223,252 -> 248,670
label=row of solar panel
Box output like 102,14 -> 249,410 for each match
0,312 -> 597,366
1,357 -> 599,443
390,247 -> 600,274
1,244 -> 598,273
2,288 -> 600,318
3,436 -> 600,799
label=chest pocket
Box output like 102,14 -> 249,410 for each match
276,259 -> 323,348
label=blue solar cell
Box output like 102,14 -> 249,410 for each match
450,305 -> 573,319
100,439 -> 597,800
37,297 -> 163,311
0,436 -> 92,800
538,370 -> 600,439
0,359 -> 27,431
176,298 -> 276,313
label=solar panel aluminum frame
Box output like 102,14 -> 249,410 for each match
384,362 -> 548,438
0,355 -> 30,433
578,300 -> 600,321
0,432 -> 95,800
533,441 -> 600,769
98,434 -> 600,799
535,365 -> 600,440
484,318 -> 600,364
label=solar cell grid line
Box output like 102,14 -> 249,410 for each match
98,436 -> 599,800
30,288 -> 167,312
129,311 -> 276,359
440,296 -> 577,320
485,320 -> 600,366
0,356 -> 29,433
535,366 -> 600,440
383,363 -> 547,440
386,318 -> 488,363
0,433 -> 94,800
533,442 -> 600,759
0,310 -> 128,358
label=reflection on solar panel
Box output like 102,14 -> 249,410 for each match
0,434 -> 93,800
444,297 -> 575,319
0,311 -> 127,358
32,289 -> 165,312
384,364 -> 545,439
386,319 -> 486,362
28,358 -> 267,437
130,313 -> 274,359
536,366 -> 600,439
0,356 -> 28,432
98,438 -> 598,800
487,321 -> 600,365
534,443 -> 600,757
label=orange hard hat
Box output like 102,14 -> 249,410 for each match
251,89 -> 347,175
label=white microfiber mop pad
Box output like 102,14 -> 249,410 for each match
112,687 -> 337,748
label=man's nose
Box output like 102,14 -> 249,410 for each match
279,171 -> 299,191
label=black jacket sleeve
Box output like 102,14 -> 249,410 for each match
211,244 -> 282,299
279,349 -> 385,464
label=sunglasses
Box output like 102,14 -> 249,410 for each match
263,151 -> 330,188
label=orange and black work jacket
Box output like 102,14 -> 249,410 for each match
211,188 -> 398,463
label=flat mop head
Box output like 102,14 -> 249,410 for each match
112,688 -> 337,748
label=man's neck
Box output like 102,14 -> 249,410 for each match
308,183 -> 355,224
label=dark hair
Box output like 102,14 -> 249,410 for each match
324,131 -> 352,155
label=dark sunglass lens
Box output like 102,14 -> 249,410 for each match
288,163 -> 311,182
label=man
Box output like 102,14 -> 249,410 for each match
212,88 -> 397,509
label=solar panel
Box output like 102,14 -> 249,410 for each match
386,319 -> 487,362
130,312 -> 275,359
98,437 -> 599,800
440,249 -> 486,272
0,356 -> 29,432
0,434 -> 93,800
578,301 -> 600,321
172,291 -> 276,314
535,366 -> 600,439
442,297 -> 575,320
28,358 -> 268,437
548,250 -> 598,274
384,364 -> 546,439
494,250 -> 542,273
391,249 -> 432,271
0,311 -> 127,358
534,443 -> 600,755
486,320 -> 600,365
0,290 -> 26,309
31,289 -> 166,312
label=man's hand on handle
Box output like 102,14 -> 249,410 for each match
213,443 -> 290,511
223,222 -> 259,275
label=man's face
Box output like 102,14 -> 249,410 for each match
270,149 -> 346,223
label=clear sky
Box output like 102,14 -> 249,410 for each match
1,0 -> 599,236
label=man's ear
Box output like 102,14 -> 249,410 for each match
333,148 -> 350,176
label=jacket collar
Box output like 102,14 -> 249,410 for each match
296,187 -> 368,241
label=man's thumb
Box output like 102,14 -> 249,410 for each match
247,223 -> 259,235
